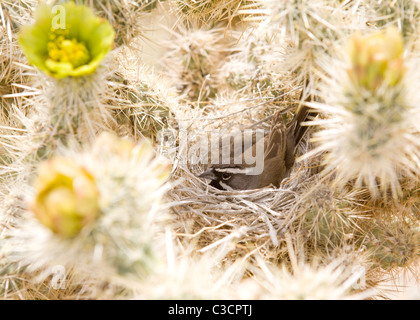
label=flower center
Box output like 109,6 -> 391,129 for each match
47,28 -> 90,68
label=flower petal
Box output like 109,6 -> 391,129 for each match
19,2 -> 115,79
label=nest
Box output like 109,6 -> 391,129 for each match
166,105 -> 317,262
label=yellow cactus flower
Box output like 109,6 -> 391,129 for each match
346,27 -> 405,91
31,158 -> 100,238
19,2 -> 115,79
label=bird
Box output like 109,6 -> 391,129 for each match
198,104 -> 315,190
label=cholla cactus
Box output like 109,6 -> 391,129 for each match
176,0 -> 259,26
3,133 -> 171,288
0,4 -> 33,127
2,0 -> 420,300
298,183 -> 370,252
0,1 -> 38,30
89,0 -> 159,47
0,25 -> 14,124
161,24 -> 229,104
257,0 -> 360,91
367,218 -> 420,271
109,61 -> 179,143
51,0 -> 158,47
18,2 -> 116,144
364,0 -> 420,42
218,25 -> 288,101
308,27 -> 420,199
242,256 -> 373,300
136,239 -> 243,299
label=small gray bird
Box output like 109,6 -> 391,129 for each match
199,105 -> 314,190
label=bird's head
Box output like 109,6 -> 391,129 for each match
199,165 -> 258,190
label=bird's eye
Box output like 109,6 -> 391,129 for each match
221,173 -> 231,180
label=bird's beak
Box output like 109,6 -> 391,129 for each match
198,170 -> 217,181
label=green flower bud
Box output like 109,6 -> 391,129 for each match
31,158 -> 100,238
346,27 -> 405,91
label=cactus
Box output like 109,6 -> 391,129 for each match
364,0 -> 420,42
308,27 -> 420,199
176,0 -> 259,26
2,133 -> 170,290
367,217 -> 420,271
0,0 -> 419,300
